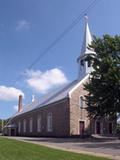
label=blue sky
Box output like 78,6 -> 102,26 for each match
0,0 -> 120,119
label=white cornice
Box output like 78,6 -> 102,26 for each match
69,74 -> 89,98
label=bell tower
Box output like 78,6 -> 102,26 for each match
77,15 -> 95,80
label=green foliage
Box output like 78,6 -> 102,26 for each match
84,35 -> 120,118
116,123 -> 120,134
0,137 -> 110,160
0,119 -> 8,132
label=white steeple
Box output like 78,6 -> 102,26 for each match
77,15 -> 95,79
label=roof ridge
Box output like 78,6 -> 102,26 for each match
37,79 -> 78,106
14,79 -> 79,117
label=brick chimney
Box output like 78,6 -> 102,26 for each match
18,95 -> 23,112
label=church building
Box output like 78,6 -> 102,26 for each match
4,16 -> 116,137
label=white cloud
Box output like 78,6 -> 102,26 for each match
25,68 -> 68,93
16,20 -> 31,30
0,86 -> 24,101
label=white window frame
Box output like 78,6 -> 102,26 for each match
23,119 -> 26,133
18,121 -> 21,133
47,112 -> 52,132
79,96 -> 84,108
29,118 -> 33,133
37,115 -> 42,132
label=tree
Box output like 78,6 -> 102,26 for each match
0,119 -> 8,133
84,34 -> 120,118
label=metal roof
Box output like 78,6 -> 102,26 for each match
14,79 -> 79,117
4,124 -> 17,128
80,16 -> 95,56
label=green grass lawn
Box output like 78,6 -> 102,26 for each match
0,137 -> 110,160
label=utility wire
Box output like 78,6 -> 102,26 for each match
2,0 -> 102,123
28,0 -> 100,69
15,0 -> 101,83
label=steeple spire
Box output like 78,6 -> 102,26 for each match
80,15 -> 95,56
77,15 -> 95,79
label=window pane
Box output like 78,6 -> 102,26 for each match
29,118 -> 33,133
37,116 -> 41,132
80,96 -> 84,108
23,120 -> 26,133
47,113 -> 52,132
88,61 -> 91,67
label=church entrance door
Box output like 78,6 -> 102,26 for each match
79,121 -> 85,135
96,122 -> 101,134
109,123 -> 112,134
11,129 -> 15,136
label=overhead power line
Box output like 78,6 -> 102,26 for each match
1,0 -> 102,113
28,0 -> 101,69
0,0 -> 102,126
15,0 -> 101,83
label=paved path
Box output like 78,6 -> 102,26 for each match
4,136 -> 120,160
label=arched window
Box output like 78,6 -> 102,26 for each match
80,60 -> 84,66
79,96 -> 84,108
87,60 -> 91,67
29,118 -> 33,133
47,113 -> 52,132
37,115 -> 42,132
23,119 -> 26,133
